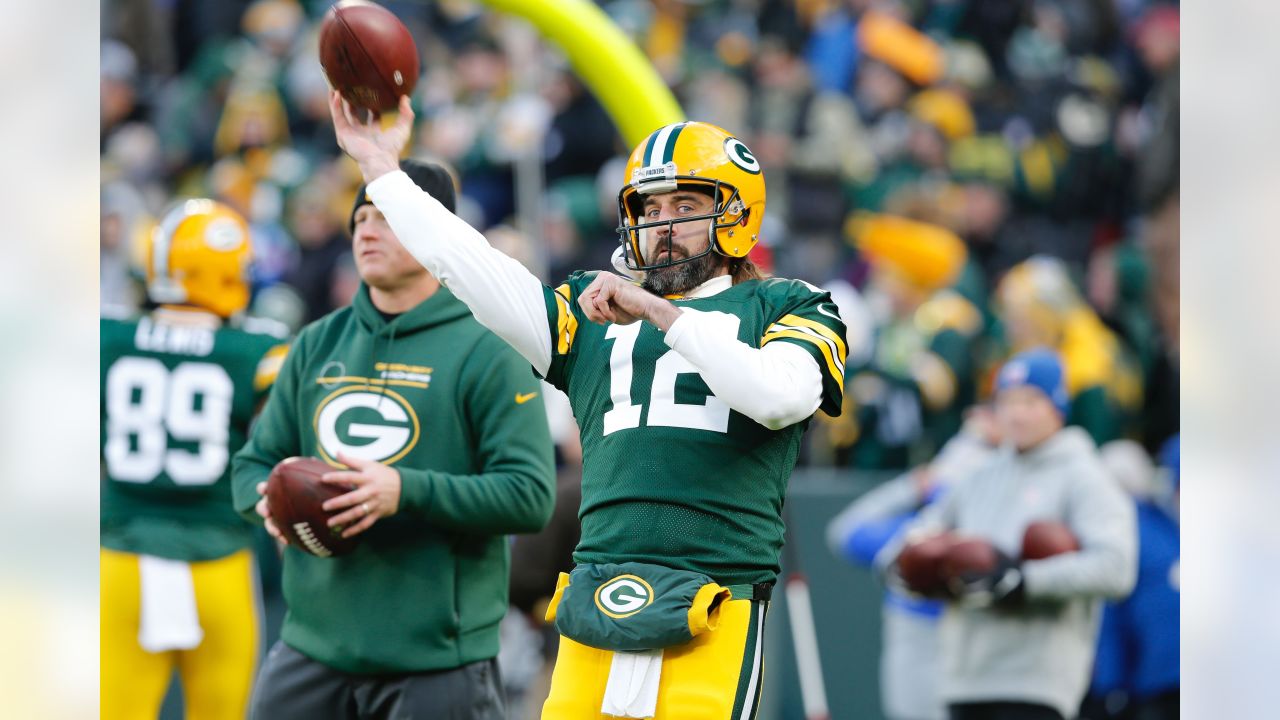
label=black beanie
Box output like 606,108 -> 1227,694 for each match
350,159 -> 457,233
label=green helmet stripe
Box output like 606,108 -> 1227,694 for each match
661,122 -> 687,164
642,129 -> 661,167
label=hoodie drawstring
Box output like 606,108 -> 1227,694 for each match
371,319 -> 399,410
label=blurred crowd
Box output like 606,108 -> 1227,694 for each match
102,0 -> 1179,466
102,2 -> 1179,718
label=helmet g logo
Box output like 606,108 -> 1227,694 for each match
594,575 -> 655,619
204,218 -> 247,251
724,138 -> 762,175
313,386 -> 420,465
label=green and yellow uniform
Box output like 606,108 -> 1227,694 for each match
539,273 -> 846,719
100,307 -> 288,720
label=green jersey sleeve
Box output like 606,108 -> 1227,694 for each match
758,281 -> 849,416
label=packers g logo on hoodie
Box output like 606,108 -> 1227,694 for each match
313,385 -> 420,465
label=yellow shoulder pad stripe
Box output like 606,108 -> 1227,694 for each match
553,284 -> 579,356
762,321 -> 847,379
774,313 -> 848,362
254,343 -> 290,391
761,329 -> 846,394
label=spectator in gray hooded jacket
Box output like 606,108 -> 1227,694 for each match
882,348 -> 1137,720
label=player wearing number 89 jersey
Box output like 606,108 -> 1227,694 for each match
100,199 -> 288,720
333,106 -> 847,719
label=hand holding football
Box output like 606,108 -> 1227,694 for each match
319,1 -> 419,115
897,532 -> 958,596
265,456 -> 360,557
1021,520 -> 1080,560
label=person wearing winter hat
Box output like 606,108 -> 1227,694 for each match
233,158 -> 554,720
883,348 -> 1137,720
993,347 -> 1072,452
829,214 -> 982,470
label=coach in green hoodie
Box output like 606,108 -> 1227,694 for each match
232,160 -> 554,720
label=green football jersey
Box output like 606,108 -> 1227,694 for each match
100,309 -> 289,561
541,273 -> 846,585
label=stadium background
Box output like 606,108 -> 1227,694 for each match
100,1 -> 1179,718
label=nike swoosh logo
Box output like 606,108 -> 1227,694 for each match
515,392 -> 539,405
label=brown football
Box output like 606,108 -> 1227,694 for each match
898,532 -> 957,596
938,536 -> 998,583
265,456 -> 359,557
1021,520 -> 1080,560
319,1 -> 419,114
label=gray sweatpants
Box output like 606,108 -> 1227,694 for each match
250,641 -> 506,720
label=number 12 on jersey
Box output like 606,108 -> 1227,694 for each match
601,320 -> 738,436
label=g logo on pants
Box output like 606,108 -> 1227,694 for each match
594,575 -> 655,619
313,386 -> 420,466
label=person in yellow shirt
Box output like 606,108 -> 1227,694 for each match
992,256 -> 1142,445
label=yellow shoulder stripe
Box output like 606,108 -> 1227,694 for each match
553,284 -> 579,355
773,314 -> 848,361
761,329 -> 846,394
254,343 -> 290,391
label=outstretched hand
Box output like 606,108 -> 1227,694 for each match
329,90 -> 414,184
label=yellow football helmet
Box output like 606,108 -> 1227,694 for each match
146,199 -> 253,318
994,256 -> 1083,350
617,121 -> 766,272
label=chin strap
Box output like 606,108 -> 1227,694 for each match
611,246 -> 643,281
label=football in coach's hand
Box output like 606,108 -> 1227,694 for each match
266,457 -> 359,557
897,532 -> 957,596
939,536 -> 999,583
1021,520 -> 1080,560
319,1 -> 419,114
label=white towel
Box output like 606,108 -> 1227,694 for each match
601,649 -> 663,718
138,555 -> 204,652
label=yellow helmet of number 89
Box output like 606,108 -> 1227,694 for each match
617,121 -> 766,272
146,199 -> 253,318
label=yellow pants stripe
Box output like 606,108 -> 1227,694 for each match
541,597 -> 767,719
100,548 -> 260,720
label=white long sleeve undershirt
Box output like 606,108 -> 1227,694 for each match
664,307 -> 824,429
367,169 -> 824,430
367,170 -> 555,373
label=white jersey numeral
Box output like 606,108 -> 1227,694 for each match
104,357 -> 234,486
602,319 -> 738,436
602,324 -> 644,435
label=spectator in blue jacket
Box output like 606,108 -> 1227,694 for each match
1085,434 -> 1180,720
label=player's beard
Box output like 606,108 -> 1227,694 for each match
642,249 -> 723,296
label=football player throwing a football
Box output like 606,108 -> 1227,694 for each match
332,93 -> 849,719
